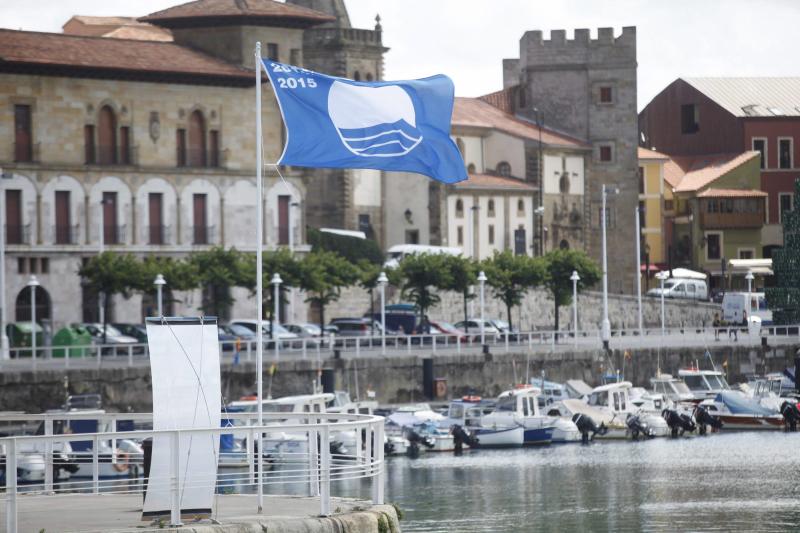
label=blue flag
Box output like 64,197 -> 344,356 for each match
262,60 -> 467,184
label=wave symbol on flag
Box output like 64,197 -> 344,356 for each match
328,80 -> 423,157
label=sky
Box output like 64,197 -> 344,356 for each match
3,0 -> 800,109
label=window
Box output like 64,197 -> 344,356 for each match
488,225 -> 495,245
664,199 -> 674,211
17,257 -> 25,274
467,163 -> 476,173
517,199 -> 525,215
55,191 -> 71,244
738,249 -> 754,260
188,110 -> 206,167
598,206 -> 615,228
14,104 -> 32,163
457,226 -> 463,245
559,173 -> 570,193
752,138 -> 766,169
98,105 -> 117,165
681,104 -> 699,134
353,71 -> 361,81
638,201 -> 646,228
176,128 -> 187,167
5,189 -> 22,244
209,130 -> 220,167
84,125 -> 96,164
518,87 -> 526,108
148,193 -> 163,245
41,257 -> 48,274
599,144 -> 613,162
779,138 -> 793,169
119,126 -> 131,165
366,73 -> 374,81
358,214 -> 371,237
705,232 -> 722,261
638,167 -> 645,194
29,258 -> 38,274
102,192 -> 118,244
455,199 -> 464,218
278,195 -> 290,245
405,229 -> 419,244
497,161 -> 511,177
266,43 -> 279,61
487,199 -> 495,217
193,193 -> 208,244
780,193 -> 794,222
599,86 -> 613,104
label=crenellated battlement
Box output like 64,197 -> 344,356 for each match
520,26 -> 636,48
304,27 -> 385,49
515,27 -> 636,68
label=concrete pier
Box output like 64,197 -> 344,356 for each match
0,493 -> 400,533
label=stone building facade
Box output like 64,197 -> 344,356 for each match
503,27 -> 640,293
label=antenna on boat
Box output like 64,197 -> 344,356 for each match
705,349 -> 718,373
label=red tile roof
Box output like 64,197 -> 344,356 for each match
452,173 -> 536,191
140,0 -> 335,28
0,28 -> 252,85
670,151 -> 760,192
478,87 -> 515,114
696,188 -> 767,198
453,97 -> 588,149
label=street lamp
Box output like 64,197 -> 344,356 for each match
477,270 -> 487,346
271,272 -> 282,360
0,169 -> 12,359
377,271 -> 388,355
153,274 -> 166,317
745,270 -> 754,318
98,196 -> 110,325
469,204 -> 480,259
570,270 -> 580,347
532,107 -> 544,256
656,271 -> 669,338
27,275 -> 40,359
288,201 -> 300,323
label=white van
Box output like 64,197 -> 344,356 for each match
646,277 -> 708,301
722,292 -> 772,325
384,244 -> 462,268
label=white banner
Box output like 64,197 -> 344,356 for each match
143,317 -> 221,519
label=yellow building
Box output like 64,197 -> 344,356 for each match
638,147 -> 670,267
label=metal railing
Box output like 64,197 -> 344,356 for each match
4,223 -> 31,245
0,411 -> 385,532
50,224 -> 81,245
146,224 -> 171,245
1,323 -> 798,372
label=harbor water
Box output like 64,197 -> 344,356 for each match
383,432 -> 800,532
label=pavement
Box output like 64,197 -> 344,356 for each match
1,493 -> 399,532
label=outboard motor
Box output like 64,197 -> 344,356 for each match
450,424 -> 479,454
626,413 -> 654,440
779,401 -> 800,432
329,440 -> 346,457
404,428 -> 435,458
571,413 -> 606,444
661,408 -> 696,438
693,405 -> 723,435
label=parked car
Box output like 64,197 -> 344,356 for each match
489,319 -> 520,341
284,323 -> 323,338
329,318 -> 399,346
79,323 -> 139,355
217,325 -> 239,352
228,319 -> 311,349
428,320 -> 468,343
454,319 -> 501,341
646,278 -> 708,301
112,323 -> 147,344
722,292 -> 772,325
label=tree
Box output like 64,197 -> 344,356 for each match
399,253 -> 452,331
541,248 -> 601,332
78,252 -> 143,343
298,250 -> 360,327
481,251 -> 545,330
440,255 -> 478,331
238,248 -> 303,337
307,227 -> 384,265
766,179 -> 800,324
188,247 -> 250,318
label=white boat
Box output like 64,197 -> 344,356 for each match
650,374 -> 696,406
699,391 -> 785,430
677,368 -> 731,402
327,391 -> 382,456
387,403 -> 454,451
479,387 -> 580,446
556,382 -> 669,439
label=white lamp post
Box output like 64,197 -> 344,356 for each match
600,184 -> 612,350
271,273 -> 282,360
745,270 -> 754,318
477,270 -> 487,346
656,271 -> 669,338
377,271 -> 388,355
27,275 -> 40,359
153,274 -> 166,317
0,170 -> 10,360
570,270 -> 580,347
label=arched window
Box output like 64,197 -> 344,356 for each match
188,110 -> 206,167
559,239 -> 570,250
15,285 -> 51,322
353,71 -> 361,81
467,163 -> 476,173
497,161 -> 511,177
366,73 -> 374,81
517,199 -> 525,215
98,105 -> 117,165
559,172 -> 570,194
487,199 -> 496,217
456,138 -> 465,157
455,199 -> 464,218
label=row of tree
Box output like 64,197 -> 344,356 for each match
79,246 -> 601,335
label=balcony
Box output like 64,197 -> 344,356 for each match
103,225 -> 127,245
5,223 -> 31,245
51,224 -> 81,245
700,212 -> 763,229
12,142 -> 40,164
178,148 -> 223,169
192,225 -> 215,245
89,144 -> 137,166
147,225 -> 171,245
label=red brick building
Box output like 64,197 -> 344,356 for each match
639,78 -> 800,255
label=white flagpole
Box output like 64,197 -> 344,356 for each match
254,41 -> 264,513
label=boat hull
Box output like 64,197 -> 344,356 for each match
474,426 -> 525,447
714,414 -> 785,430
523,427 -> 553,445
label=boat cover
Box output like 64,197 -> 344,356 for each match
715,391 -> 776,416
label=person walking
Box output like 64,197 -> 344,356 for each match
713,313 -> 721,341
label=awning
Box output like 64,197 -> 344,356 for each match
639,264 -> 662,274
729,258 -> 773,276
669,267 -> 707,280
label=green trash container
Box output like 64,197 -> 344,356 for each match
7,322 -> 44,358
52,325 -> 93,358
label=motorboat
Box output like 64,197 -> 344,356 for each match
677,368 -> 731,402
699,391 -> 784,430
650,374 -> 696,405
387,404 -> 454,452
555,382 -> 669,439
326,391 -> 384,457
479,387 -> 581,446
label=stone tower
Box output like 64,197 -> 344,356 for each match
286,0 -> 389,243
504,27 -> 639,294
